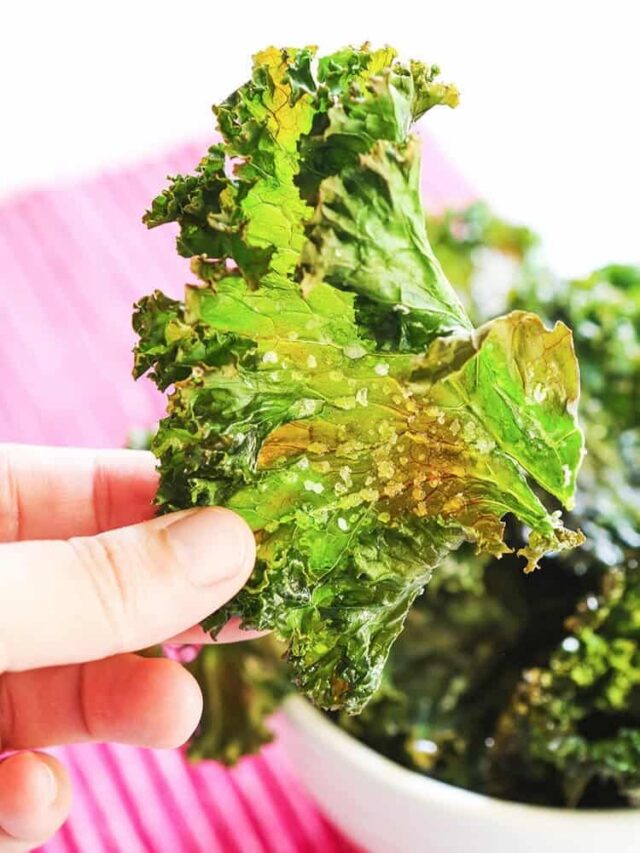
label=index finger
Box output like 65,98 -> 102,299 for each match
0,445 -> 158,542
0,508 -> 256,672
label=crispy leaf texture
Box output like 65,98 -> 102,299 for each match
134,46 -> 583,712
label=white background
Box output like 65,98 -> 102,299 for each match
1,0 -> 638,277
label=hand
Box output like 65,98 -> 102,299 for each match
0,445 -> 256,851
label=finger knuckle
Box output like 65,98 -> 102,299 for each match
90,453 -> 112,534
0,675 -> 15,751
68,535 -> 136,652
0,445 -> 23,542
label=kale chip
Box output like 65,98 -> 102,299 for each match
133,46 -> 583,713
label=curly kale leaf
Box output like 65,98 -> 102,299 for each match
332,551 -> 525,792
477,263 -> 640,806
186,637 -> 290,765
426,202 -> 539,324
513,264 -> 640,433
512,264 -> 640,563
488,558 -> 640,807
327,249 -> 639,804
133,46 -> 583,713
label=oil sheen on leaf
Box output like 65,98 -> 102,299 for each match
133,45 -> 584,713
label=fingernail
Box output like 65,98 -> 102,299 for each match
36,759 -> 58,805
165,508 -> 255,587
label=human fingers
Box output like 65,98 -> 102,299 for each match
0,654 -> 202,751
0,752 -> 71,852
0,507 -> 255,672
0,445 -> 158,543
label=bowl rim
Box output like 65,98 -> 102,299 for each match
282,695 -> 640,823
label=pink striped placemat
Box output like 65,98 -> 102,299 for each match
0,137 -> 472,852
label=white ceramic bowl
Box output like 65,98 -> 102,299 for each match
279,696 -> 640,853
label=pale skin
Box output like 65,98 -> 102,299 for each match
0,445 -> 259,851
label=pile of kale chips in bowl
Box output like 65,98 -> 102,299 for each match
185,207 -> 640,809
132,45 -> 640,809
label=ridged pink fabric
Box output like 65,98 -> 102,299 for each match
0,136 -> 472,852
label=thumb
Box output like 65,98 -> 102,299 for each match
0,508 -> 255,673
